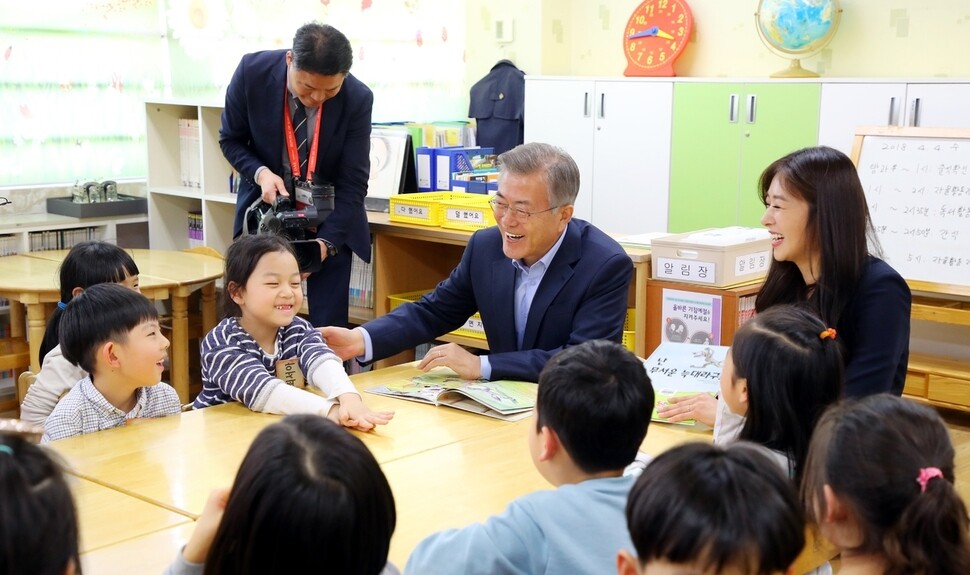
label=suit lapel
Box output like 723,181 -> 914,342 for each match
269,57 -> 288,173
491,256 -> 517,348
317,78 -> 347,165
521,222 -> 580,349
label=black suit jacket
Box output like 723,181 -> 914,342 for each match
220,49 -> 372,261
366,219 -> 634,381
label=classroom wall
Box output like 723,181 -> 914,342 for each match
466,0 -> 970,83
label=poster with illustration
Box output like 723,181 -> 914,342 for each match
660,288 -> 722,345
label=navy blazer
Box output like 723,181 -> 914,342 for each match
220,49 -> 372,261
366,219 -> 634,382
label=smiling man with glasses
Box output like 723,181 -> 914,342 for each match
322,142 -> 634,382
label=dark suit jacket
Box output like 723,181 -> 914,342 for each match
220,49 -> 372,262
468,59 -> 524,155
366,219 -> 634,381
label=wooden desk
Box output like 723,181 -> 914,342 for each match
55,364 -> 712,573
50,364 -> 528,517
71,476 -> 191,553
366,213 -> 653,362
16,248 -> 224,402
80,523 -> 195,574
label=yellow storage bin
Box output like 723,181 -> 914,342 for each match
622,308 -> 635,352
440,195 -> 497,232
387,289 -> 486,340
389,192 -> 470,226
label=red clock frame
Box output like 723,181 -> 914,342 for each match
623,0 -> 693,77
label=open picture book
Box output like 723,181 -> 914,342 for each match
643,342 -> 729,426
366,372 -> 537,422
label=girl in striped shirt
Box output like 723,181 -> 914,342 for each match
195,234 -> 392,430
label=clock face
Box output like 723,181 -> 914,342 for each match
623,0 -> 693,77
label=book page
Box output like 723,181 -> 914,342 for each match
366,372 -> 536,421
643,342 -> 728,425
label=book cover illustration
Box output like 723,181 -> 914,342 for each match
643,342 -> 729,426
366,372 -> 537,422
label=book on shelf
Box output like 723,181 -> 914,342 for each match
348,250 -> 374,310
366,370 -> 536,422
187,211 -> 203,248
643,341 -> 728,426
28,227 -> 100,252
179,118 -> 201,189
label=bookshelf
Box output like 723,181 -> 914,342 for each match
145,100 -> 235,255
644,277 -> 762,355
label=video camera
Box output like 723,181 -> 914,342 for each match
243,181 -> 336,274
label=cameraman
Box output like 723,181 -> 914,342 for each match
221,22 -> 372,328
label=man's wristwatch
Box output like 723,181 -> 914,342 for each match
320,239 -> 338,258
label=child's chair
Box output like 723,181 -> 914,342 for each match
0,338 -> 30,413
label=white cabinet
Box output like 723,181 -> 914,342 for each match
146,100 -> 236,254
524,77 -> 673,235
818,82 -> 970,157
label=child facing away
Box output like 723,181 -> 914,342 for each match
193,234 -> 392,430
0,431 -> 81,575
21,240 -> 141,425
618,441 -> 805,575
405,339 -> 655,575
802,394 -> 970,575
41,283 -> 181,443
716,304 -> 843,484
164,414 -> 399,575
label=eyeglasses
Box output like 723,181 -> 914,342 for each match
488,198 -> 560,222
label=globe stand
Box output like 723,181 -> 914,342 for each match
770,58 -> 819,78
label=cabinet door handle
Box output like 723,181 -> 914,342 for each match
910,97 -> 921,127
746,94 -> 757,124
583,92 -> 590,118
598,93 -> 606,119
887,96 -> 897,126
728,94 -> 739,123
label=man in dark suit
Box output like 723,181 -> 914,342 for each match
220,22 -> 371,327
322,142 -> 633,382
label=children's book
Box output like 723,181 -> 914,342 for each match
366,372 -> 537,422
643,342 -> 729,426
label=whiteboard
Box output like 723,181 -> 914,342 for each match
851,126 -> 970,290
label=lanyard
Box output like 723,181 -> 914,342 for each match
283,86 -> 323,181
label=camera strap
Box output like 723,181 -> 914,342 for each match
283,86 -> 323,196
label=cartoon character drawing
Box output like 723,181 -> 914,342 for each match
691,347 -> 722,369
664,317 -> 688,343
690,331 -> 714,345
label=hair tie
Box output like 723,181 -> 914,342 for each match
819,328 -> 837,341
0,445 -> 13,456
917,467 -> 944,493
57,301 -> 68,310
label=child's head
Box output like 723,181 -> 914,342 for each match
40,240 -> 140,361
205,414 -> 396,575
223,234 -> 302,323
724,304 -> 842,483
802,394 -> 970,574
59,283 -> 168,384
619,442 -> 805,575
0,432 -> 80,575
534,339 -> 654,479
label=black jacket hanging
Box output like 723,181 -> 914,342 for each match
468,60 -> 525,155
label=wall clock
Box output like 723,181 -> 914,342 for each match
623,0 -> 693,77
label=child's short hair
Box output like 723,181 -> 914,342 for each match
59,282 -> 159,373
205,414 -> 396,575
802,394 -> 970,574
0,432 -> 80,574
731,303 -> 843,483
626,442 -> 805,574
40,240 -> 140,362
223,234 -> 297,319
536,339 -> 654,473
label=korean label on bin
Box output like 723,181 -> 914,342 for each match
656,258 -> 716,284
394,203 -> 431,219
734,251 -> 770,277
446,207 -> 486,224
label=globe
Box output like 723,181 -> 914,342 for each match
756,0 -> 842,78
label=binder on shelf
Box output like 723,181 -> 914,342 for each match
366,128 -> 418,212
415,147 -> 436,192
434,146 -> 494,191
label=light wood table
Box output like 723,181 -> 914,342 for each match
19,248 -> 224,402
0,254 -> 171,373
52,363 -> 713,573
70,476 -> 191,553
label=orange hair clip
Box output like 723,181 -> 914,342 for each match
819,328 -> 837,341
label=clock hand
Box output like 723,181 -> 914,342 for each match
628,26 -> 675,40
